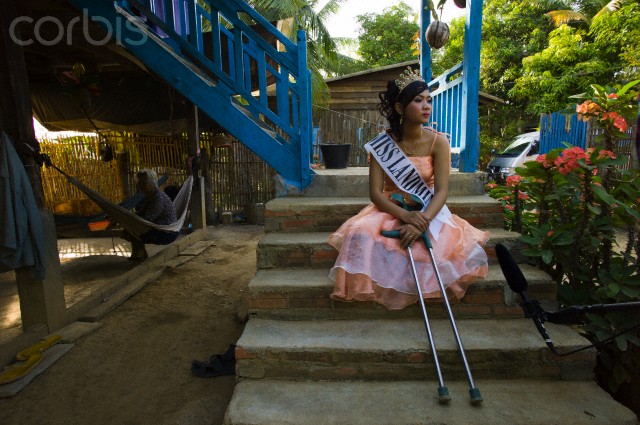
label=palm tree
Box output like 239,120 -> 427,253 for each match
249,0 -> 346,106
546,0 -> 623,26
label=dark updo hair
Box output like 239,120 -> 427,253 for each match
377,80 -> 429,141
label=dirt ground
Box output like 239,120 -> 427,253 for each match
0,224 -> 264,425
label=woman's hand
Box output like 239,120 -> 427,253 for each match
401,211 -> 430,232
400,224 -> 424,248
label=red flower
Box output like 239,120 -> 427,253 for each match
506,175 -> 523,186
597,150 -> 616,160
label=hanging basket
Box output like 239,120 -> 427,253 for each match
453,0 -> 466,8
425,20 -> 450,50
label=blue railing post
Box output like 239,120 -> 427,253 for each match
459,0 -> 484,172
420,0 -> 432,82
297,29 -> 312,187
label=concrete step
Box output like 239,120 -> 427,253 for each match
235,318 -> 594,382
256,229 -> 523,270
296,168 -> 487,198
264,195 -> 504,233
224,379 -> 638,425
246,264 -> 556,320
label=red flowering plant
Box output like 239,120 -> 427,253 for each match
485,80 -> 640,392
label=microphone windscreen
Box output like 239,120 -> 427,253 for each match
495,243 -> 528,293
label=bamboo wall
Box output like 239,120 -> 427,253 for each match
39,132 -> 274,219
313,107 -> 386,166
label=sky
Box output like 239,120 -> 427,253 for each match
322,0 -> 466,39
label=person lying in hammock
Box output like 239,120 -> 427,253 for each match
122,169 -> 179,260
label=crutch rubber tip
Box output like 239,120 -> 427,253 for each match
437,386 -> 451,404
469,388 -> 483,405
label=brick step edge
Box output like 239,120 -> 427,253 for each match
234,318 -> 594,382
223,380 -> 638,425
256,229 -> 524,270
265,196 -> 504,233
246,265 -> 556,321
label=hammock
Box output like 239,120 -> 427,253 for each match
44,158 -> 193,239
54,174 -> 170,235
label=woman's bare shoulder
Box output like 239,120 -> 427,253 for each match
423,126 -> 450,153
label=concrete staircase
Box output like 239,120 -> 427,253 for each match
224,168 -> 637,425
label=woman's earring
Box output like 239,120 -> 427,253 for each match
400,114 -> 404,125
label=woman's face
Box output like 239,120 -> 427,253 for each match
137,174 -> 156,195
399,89 -> 432,125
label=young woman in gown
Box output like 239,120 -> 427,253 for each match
328,69 -> 490,310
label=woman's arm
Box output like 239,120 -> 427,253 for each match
369,158 -> 428,247
422,132 -> 450,222
369,159 -> 416,222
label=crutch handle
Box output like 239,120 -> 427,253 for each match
380,230 -> 401,239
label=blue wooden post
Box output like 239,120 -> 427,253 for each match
297,29 -> 312,187
459,0 -> 483,172
420,0 -> 432,81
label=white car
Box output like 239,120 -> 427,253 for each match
486,131 -> 540,182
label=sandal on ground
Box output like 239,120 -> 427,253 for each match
16,334 -> 62,361
0,354 -> 44,385
191,344 -> 236,378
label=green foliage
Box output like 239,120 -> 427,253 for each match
485,81 -> 640,392
511,25 -> 609,115
431,16 -> 465,77
356,2 -> 420,68
509,0 -> 640,114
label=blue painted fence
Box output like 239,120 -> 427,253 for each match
539,112 -> 589,153
428,62 -> 463,156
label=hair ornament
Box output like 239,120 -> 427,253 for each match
394,67 -> 425,93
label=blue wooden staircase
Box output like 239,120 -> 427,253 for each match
67,0 -> 313,189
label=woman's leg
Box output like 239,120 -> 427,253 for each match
122,230 -> 148,259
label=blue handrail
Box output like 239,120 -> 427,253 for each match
82,0 -> 312,188
428,62 -> 464,154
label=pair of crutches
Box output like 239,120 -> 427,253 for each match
381,200 -> 482,405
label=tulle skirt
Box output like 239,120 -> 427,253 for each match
328,204 -> 490,310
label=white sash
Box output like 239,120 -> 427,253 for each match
364,131 -> 454,240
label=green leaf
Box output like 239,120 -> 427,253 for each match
615,335 -> 628,351
617,79 -> 640,96
520,235 -> 540,245
541,249 -> 553,264
621,287 -> 640,298
591,185 -> 618,205
551,234 -> 574,245
605,283 -> 621,297
587,203 -> 602,215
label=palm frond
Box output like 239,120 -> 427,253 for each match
592,0 -> 624,20
546,10 -> 590,26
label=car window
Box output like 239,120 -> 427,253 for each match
501,141 -> 530,155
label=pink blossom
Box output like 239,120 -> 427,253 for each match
613,116 -> 628,132
547,231 -> 554,237
506,175 -> 523,186
607,93 -> 618,99
518,192 -> 529,200
536,154 -> 554,168
597,150 -> 616,160
505,205 -> 514,211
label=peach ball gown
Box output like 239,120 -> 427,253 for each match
328,153 -> 490,310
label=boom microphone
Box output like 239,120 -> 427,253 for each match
495,243 -> 557,354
